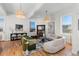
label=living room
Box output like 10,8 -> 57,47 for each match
0,3 -> 79,56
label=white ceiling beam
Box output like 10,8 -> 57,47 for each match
27,3 -> 44,19
0,5 -> 7,16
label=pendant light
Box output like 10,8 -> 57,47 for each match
44,10 -> 49,22
16,3 -> 25,19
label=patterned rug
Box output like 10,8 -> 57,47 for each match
29,49 -> 48,56
24,44 -> 48,56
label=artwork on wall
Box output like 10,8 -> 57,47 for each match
15,24 -> 23,31
30,21 -> 36,32
48,22 -> 55,34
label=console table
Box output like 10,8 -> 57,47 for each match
10,33 -> 27,41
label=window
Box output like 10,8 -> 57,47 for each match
0,16 -> 4,40
62,16 -> 72,33
30,21 -> 36,32
0,16 -> 4,32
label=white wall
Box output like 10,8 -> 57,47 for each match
3,15 -> 49,40
72,15 -> 79,55
3,15 -> 28,40
54,15 -> 62,35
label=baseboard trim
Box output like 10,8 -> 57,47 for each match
0,40 -> 10,42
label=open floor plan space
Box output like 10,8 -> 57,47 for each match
0,3 -> 79,56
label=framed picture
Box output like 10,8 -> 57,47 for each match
15,24 -> 23,31
30,21 -> 36,32
48,22 -> 55,34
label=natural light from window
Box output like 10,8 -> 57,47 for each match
62,16 -> 72,33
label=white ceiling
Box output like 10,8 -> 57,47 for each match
31,3 -> 78,18
0,3 -> 79,18
0,3 -> 43,17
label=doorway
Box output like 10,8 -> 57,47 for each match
62,16 -> 72,44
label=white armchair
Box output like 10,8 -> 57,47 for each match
43,38 -> 65,53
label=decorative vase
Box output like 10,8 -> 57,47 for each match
25,49 -> 29,56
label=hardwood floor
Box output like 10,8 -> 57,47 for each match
0,40 -> 24,56
0,40 -> 72,56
